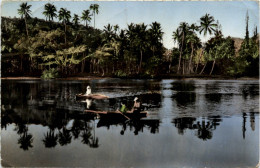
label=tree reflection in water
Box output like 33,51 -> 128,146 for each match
89,137 -> 99,148
58,127 -> 72,146
15,123 -> 34,150
18,132 -> 33,150
42,128 -> 58,148
71,119 -> 84,139
97,118 -> 160,135
81,121 -> 92,145
195,120 -> 213,140
171,81 -> 196,107
172,116 -> 222,141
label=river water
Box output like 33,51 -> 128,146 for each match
1,79 -> 259,167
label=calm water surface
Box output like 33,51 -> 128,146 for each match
1,79 -> 259,167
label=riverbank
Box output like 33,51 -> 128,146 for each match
1,75 -> 259,80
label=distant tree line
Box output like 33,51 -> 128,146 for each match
1,3 -> 259,78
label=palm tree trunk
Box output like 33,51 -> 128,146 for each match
182,59 -> 185,75
94,13 -> 95,28
188,43 -> 194,74
209,60 -> 216,75
177,35 -> 184,74
195,49 -> 203,74
138,50 -> 143,74
199,61 -> 207,75
81,59 -> 85,73
24,17 -> 29,37
64,23 -> 67,44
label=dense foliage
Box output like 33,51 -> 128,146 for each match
1,3 -> 259,78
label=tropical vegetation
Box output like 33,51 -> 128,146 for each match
1,3 -> 259,79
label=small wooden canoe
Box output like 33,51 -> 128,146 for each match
85,109 -> 148,120
76,93 -> 109,100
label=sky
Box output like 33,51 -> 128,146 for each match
1,1 -> 259,49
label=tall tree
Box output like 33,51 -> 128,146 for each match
42,3 -> 57,22
17,2 -> 32,37
177,22 -> 189,74
90,4 -> 99,28
81,10 -> 92,27
149,22 -> 164,56
72,14 -> 80,26
58,8 -> 71,44
245,11 -> 250,46
199,13 -> 217,75
114,24 -> 119,34
199,13 -> 217,37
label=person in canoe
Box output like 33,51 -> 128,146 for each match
131,97 -> 141,113
116,101 -> 127,113
85,85 -> 92,96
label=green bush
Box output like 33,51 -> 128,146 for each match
114,70 -> 127,78
41,68 -> 59,79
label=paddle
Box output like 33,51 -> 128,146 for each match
115,111 -> 130,120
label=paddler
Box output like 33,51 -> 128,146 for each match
131,97 -> 141,113
85,85 -> 92,96
120,102 -> 127,113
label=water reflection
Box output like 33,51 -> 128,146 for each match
16,124 -> 34,150
171,81 -> 196,107
242,112 -> 257,139
42,129 -> 58,148
172,117 -> 219,141
1,80 -> 259,167
97,118 -> 160,135
241,84 -> 259,100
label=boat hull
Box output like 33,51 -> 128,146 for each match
85,110 -> 148,120
76,94 -> 109,100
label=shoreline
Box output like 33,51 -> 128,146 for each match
1,76 -> 259,80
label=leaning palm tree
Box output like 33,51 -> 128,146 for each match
81,10 -> 92,27
199,14 -> 217,75
42,3 -> 57,22
17,2 -> 32,37
90,4 -> 99,28
58,8 -> 71,44
72,14 -> 80,26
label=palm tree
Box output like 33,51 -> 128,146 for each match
58,8 -> 71,44
176,22 -> 189,74
114,24 -> 119,34
81,10 -> 92,27
199,13 -> 217,37
90,4 -> 99,28
72,14 -> 80,26
149,22 -> 164,56
186,31 -> 201,74
136,23 -> 149,74
103,23 -> 114,43
172,28 -> 181,46
17,2 -> 32,37
42,3 -> 57,22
